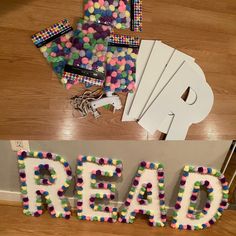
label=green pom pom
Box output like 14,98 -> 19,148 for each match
179,188 -> 184,193
173,211 -> 178,217
158,163 -> 164,168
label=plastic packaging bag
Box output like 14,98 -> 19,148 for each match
104,33 -> 140,93
31,19 -> 73,79
131,0 -> 143,32
84,0 -> 131,30
62,19 -> 111,89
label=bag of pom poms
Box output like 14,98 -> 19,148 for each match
31,19 -> 73,80
84,0 -> 131,30
131,0 -> 143,32
62,19 -> 111,89
104,33 -> 140,93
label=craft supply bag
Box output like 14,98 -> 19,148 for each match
31,19 -> 73,79
131,0 -> 142,32
62,19 -> 111,89
104,33 -> 140,93
84,0 -> 131,30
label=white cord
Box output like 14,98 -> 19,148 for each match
222,141 -> 236,174
229,170 -> 236,188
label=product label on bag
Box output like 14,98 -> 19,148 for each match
31,19 -> 73,48
108,33 -> 140,48
64,65 -> 105,81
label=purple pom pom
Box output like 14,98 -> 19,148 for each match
99,158 -> 104,165
133,179 -> 139,186
198,167 -> 203,173
46,153 -> 52,159
20,173 -> 26,178
175,203 -> 181,209
140,161 -> 146,167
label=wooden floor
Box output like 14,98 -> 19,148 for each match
0,204 -> 235,236
0,0 -> 236,140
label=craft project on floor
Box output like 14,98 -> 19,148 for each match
31,1 -> 214,140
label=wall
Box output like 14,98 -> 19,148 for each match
0,140 -> 232,207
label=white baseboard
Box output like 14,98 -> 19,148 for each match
0,190 -> 21,202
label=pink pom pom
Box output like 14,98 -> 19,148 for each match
115,81 -> 120,88
60,36 -> 67,43
99,55 -> 105,62
50,52 -> 56,57
121,59 -> 126,65
66,42 -> 72,48
87,0 -> 94,7
82,57 -> 89,64
98,0 -> 104,6
146,162 -> 150,168
106,76 -> 111,83
46,42 -> 52,48
97,44 -> 104,51
58,44 -> 63,50
102,25 -> 110,31
127,82 -> 135,91
181,176 -> 187,181
128,61 -> 134,67
111,71 -> 117,77
110,84 -> 116,91
84,3 -> 89,10
110,59 -> 116,66
118,6 -> 125,12
88,27 -> 95,34
17,150 -> 22,156
83,36 -> 90,43
119,1 -> 125,7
